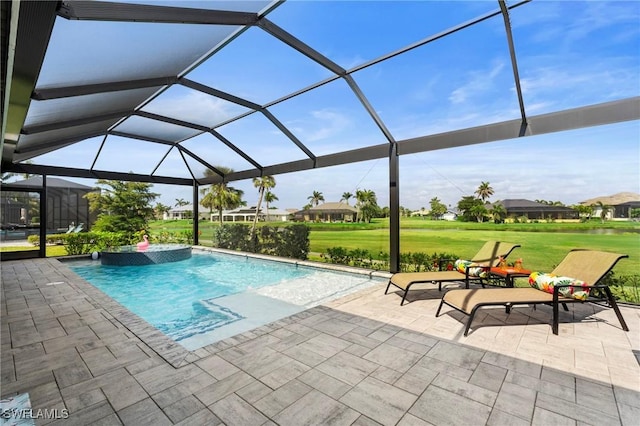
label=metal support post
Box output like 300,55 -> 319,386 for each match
389,143 -> 400,273
193,181 -> 199,245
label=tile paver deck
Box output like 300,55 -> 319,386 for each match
2,258 -> 639,425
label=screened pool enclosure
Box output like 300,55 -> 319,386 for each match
2,0 -> 639,269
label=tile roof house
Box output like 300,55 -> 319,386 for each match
217,206 -> 291,222
490,199 -> 578,220
293,202 -> 358,222
580,192 -> 640,219
164,204 -> 208,221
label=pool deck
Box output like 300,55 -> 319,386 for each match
2,257 -> 639,425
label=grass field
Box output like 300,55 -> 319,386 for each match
309,228 -> 640,275
4,218 -> 637,276
0,245 -> 66,257
150,217 -> 640,276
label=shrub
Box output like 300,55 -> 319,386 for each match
214,224 -> 253,251
28,233 -> 70,247
65,233 -> 97,255
349,248 -> 372,268
399,252 -> 414,272
600,272 -> 640,304
275,225 -> 310,260
27,231 -> 193,255
377,251 -> 390,271
91,232 -> 130,250
323,248 -> 462,273
213,224 -> 309,260
259,226 -> 280,255
323,247 -> 350,265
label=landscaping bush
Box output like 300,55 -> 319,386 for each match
65,233 -> 97,255
91,232 -> 130,250
26,230 -> 194,255
322,247 -> 351,265
274,225 -> 310,260
214,224 -> 253,252
600,272 -> 640,304
28,233 -> 69,247
156,230 -> 193,245
258,226 -> 280,255
323,247 -> 462,272
349,248 -> 373,269
213,224 -> 309,260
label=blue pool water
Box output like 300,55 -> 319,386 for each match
69,251 -> 382,347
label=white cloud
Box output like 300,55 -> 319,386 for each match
512,1 -> 640,45
143,90 -> 241,126
519,60 -> 639,111
305,109 -> 352,142
449,61 -> 506,105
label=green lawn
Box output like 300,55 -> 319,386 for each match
0,245 -> 67,257
309,228 -> 639,276
148,218 -> 640,276
5,218 -> 635,276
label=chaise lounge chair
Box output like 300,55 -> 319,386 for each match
385,241 -> 521,305
436,249 -> 629,335
65,223 -> 84,233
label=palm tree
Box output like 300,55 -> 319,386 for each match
340,192 -> 353,205
470,204 -> 488,223
595,201 -> 613,223
489,202 -> 507,223
429,197 -> 447,220
572,204 -> 593,221
174,198 -> 189,208
307,190 -> 324,207
264,190 -> 278,222
355,189 -> 377,223
154,203 -> 171,220
200,167 -> 245,224
251,175 -> 276,237
474,181 -> 494,202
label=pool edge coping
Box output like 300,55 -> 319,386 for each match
192,246 -> 393,280
56,248 -> 393,368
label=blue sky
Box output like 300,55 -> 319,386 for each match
25,0 -> 640,211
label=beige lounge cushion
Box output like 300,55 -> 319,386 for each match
442,288 -> 573,315
390,271 -> 474,290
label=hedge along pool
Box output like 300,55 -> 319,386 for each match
68,248 -> 387,350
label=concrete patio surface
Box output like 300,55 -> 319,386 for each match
1,258 -> 639,425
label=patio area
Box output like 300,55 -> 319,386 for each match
1,257 -> 639,425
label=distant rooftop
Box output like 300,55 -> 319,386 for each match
580,192 -> 640,206
7,176 -> 93,190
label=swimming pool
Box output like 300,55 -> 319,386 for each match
69,249 -> 386,350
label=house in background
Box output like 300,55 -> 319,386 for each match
5,177 -> 96,233
293,202 -> 357,222
164,204 -> 208,221
219,206 -> 259,222
410,208 -> 428,217
490,199 -> 578,220
213,206 -> 290,223
441,210 -> 459,221
580,192 -> 640,220
262,208 -> 291,222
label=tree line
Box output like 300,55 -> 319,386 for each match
84,177 -> 636,238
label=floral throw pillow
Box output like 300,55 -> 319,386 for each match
528,272 -> 590,301
454,259 -> 488,278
